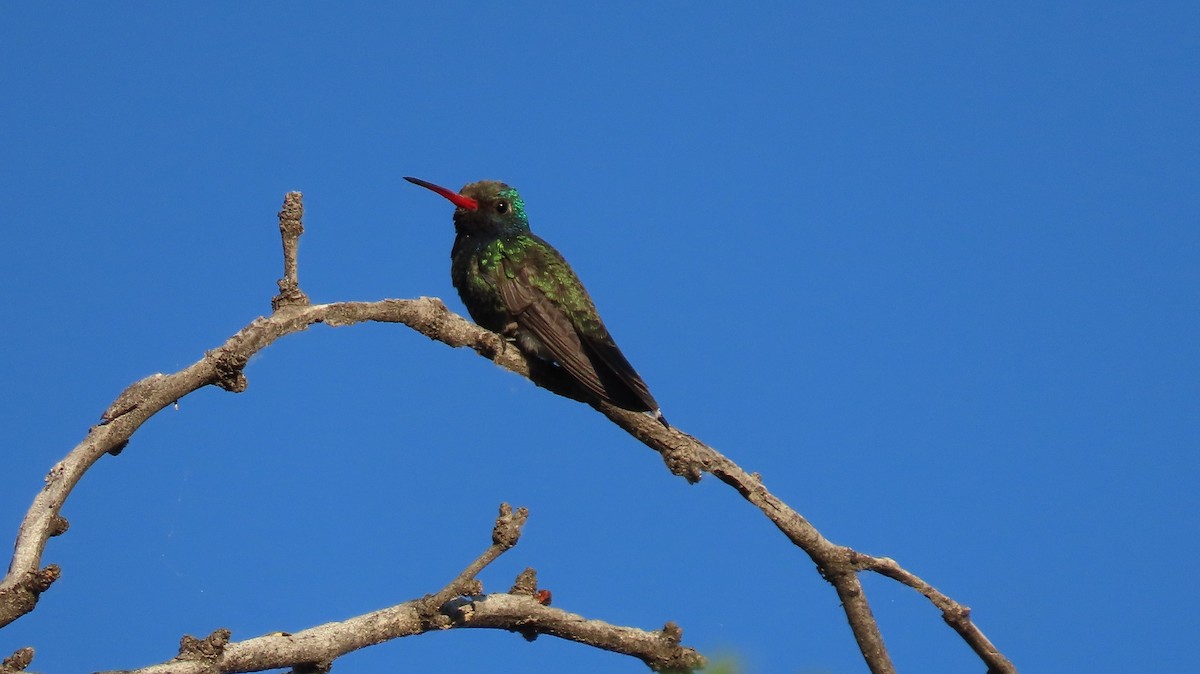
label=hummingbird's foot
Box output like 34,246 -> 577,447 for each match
497,323 -> 522,353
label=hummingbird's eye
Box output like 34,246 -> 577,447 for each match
495,200 -> 509,214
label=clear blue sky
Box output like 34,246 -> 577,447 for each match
2,3 -> 1196,672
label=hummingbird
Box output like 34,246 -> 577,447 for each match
404,176 -> 667,427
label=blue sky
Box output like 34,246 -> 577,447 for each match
1,3 -> 1197,672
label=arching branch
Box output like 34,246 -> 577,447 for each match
89,505 -> 704,674
0,192 -> 1015,674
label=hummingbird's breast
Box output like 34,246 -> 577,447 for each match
450,235 -> 514,334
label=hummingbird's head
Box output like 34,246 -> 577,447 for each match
404,177 -> 530,237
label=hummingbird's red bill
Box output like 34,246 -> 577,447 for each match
404,176 -> 479,211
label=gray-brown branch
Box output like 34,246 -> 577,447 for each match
0,192 -> 1015,674
88,504 -> 703,674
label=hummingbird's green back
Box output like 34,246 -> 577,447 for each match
406,177 -> 664,422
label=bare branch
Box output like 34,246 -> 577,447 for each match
587,396 -> 1017,672
447,595 -> 704,672
1,647 -> 33,674
863,555 -> 1013,669
0,296 -> 515,629
93,505 -> 703,674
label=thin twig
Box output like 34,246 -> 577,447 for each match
272,190 -> 309,310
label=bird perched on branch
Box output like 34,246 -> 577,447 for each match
405,176 -> 667,427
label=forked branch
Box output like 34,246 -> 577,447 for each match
88,505 -> 703,674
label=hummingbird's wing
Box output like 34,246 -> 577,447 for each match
495,255 -> 659,414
